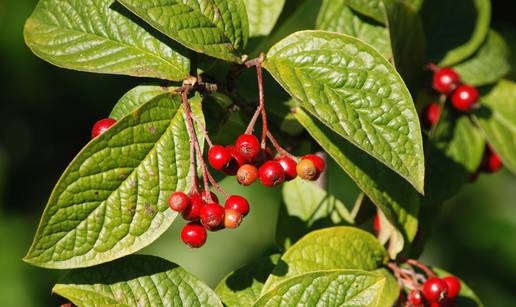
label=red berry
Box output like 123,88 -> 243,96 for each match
182,193 -> 204,221
275,156 -> 298,181
433,67 -> 460,94
91,118 -> 116,138
303,154 -> 325,174
408,290 -> 424,307
224,209 -> 243,229
296,159 -> 318,180
200,203 -> 225,231
237,164 -> 258,186
424,102 -> 441,127
258,161 -> 285,187
482,146 -> 502,173
423,277 -> 448,303
373,214 -> 381,234
181,222 -> 207,248
235,134 -> 261,161
208,145 -> 232,170
222,145 -> 247,175
443,276 -> 461,299
168,191 -> 190,212
201,190 -> 219,204
252,147 -> 273,167
225,195 -> 250,216
451,85 -> 479,112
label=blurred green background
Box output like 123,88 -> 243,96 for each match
0,0 -> 515,306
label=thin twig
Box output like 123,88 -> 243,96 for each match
191,115 -> 214,148
266,131 -> 296,159
181,85 -> 200,194
407,259 -> 436,278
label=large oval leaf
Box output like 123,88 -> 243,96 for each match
316,0 -> 391,58
53,255 -> 222,306
244,0 -> 285,37
454,31 -> 510,86
473,80 -> 516,174
215,254 -> 280,307
345,0 -> 385,24
24,0 -> 190,80
264,30 -> 425,193
422,0 -> 491,66
23,93 -> 204,268
256,269 -> 397,307
110,85 -> 172,120
295,109 -> 419,258
117,0 -> 249,62
262,226 -> 388,293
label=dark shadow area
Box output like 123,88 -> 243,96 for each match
421,0 -> 478,62
224,254 -> 279,291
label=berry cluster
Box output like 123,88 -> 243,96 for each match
423,66 -> 480,127
389,260 -> 462,307
422,66 -> 503,178
208,134 -> 324,187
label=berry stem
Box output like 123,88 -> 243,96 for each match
387,262 -> 419,290
205,169 -> 229,198
191,115 -> 214,148
245,105 -> 262,135
256,62 -> 268,149
180,85 -> 200,194
406,259 -> 436,279
426,62 -> 439,72
266,131 -> 296,159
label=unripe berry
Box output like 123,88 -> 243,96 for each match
222,145 -> 247,175
181,222 -> 207,248
225,195 -> 250,216
296,159 -> 318,180
303,154 -> 325,174
451,85 -> 479,112
235,134 -> 261,161
237,164 -> 258,186
182,193 -> 204,221
408,290 -> 424,307
275,156 -> 298,181
168,191 -> 190,212
423,277 -> 448,303
208,145 -> 232,170
91,118 -> 116,138
224,209 -> 243,229
433,67 -> 460,94
258,161 -> 285,187
424,102 -> 441,127
443,276 -> 461,299
201,190 -> 219,204
200,203 -> 225,231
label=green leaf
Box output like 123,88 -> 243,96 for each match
433,267 -> 484,307
382,0 -> 425,91
422,0 -> 491,66
53,255 -> 222,306
474,80 -> 516,174
244,0 -> 285,37
345,0 -> 385,24
117,0 -> 249,63
24,93 -> 204,269
110,85 -> 172,120
295,109 -> 419,255
215,254 -> 280,307
256,269 -> 395,307
454,31 -> 511,86
265,30 -> 425,193
24,0 -> 189,81
282,178 -> 354,226
316,0 -> 391,58
262,226 -> 388,293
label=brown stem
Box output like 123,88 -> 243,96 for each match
426,62 -> 439,72
387,262 -> 419,290
205,170 -> 229,199
245,105 -> 262,135
407,259 -> 436,279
